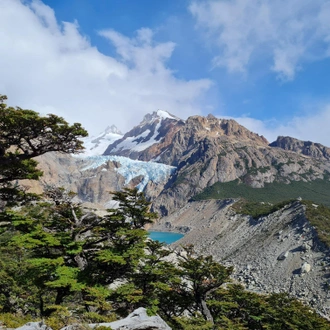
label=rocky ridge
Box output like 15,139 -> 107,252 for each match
270,136 -> 330,161
152,199 -> 330,316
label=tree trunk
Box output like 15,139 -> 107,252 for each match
39,293 -> 45,316
196,291 -> 214,325
55,288 -> 68,305
201,299 -> 214,324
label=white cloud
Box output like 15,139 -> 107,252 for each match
189,0 -> 330,80
232,104 -> 330,146
0,0 -> 212,135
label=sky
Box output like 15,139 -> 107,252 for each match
1,0 -> 330,145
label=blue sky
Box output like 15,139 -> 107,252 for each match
1,0 -> 330,145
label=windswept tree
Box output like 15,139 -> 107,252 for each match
0,94 -> 87,204
176,245 -> 233,324
109,188 -> 157,229
89,188 -> 157,286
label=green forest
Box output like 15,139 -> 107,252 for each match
1,95 -> 329,329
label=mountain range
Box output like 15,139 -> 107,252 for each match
32,109 -> 330,214
26,109 -> 330,317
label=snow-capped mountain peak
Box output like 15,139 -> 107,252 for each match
140,110 -> 179,126
81,125 -> 123,157
103,110 -> 183,159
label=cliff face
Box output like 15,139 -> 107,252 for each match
24,152 -> 175,209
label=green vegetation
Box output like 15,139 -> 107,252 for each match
0,94 -> 87,205
232,199 -> 295,219
193,178 -> 330,207
273,162 -> 285,171
0,95 -> 329,329
208,285 -> 330,330
303,201 -> 330,247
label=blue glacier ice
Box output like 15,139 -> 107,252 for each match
79,155 -> 176,191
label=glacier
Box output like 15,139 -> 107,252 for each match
79,155 -> 176,191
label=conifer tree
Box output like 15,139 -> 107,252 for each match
0,94 -> 87,205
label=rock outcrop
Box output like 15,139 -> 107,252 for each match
15,322 -> 52,330
270,136 -> 330,161
88,307 -> 171,330
14,308 -> 172,330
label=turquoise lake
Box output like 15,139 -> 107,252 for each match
148,231 -> 184,244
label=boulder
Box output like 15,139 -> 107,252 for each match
15,322 -> 52,330
301,262 -> 311,274
60,308 -> 171,330
301,242 -> 311,252
277,251 -> 289,260
90,308 -> 171,330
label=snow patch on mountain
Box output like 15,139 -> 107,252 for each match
154,110 -> 177,121
110,111 -> 179,154
140,110 -> 178,125
112,124 -> 162,153
80,155 -> 176,191
82,125 -> 123,156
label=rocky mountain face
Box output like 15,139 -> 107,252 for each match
152,199 -> 330,317
98,112 -> 330,216
147,116 -> 330,216
270,136 -> 330,161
